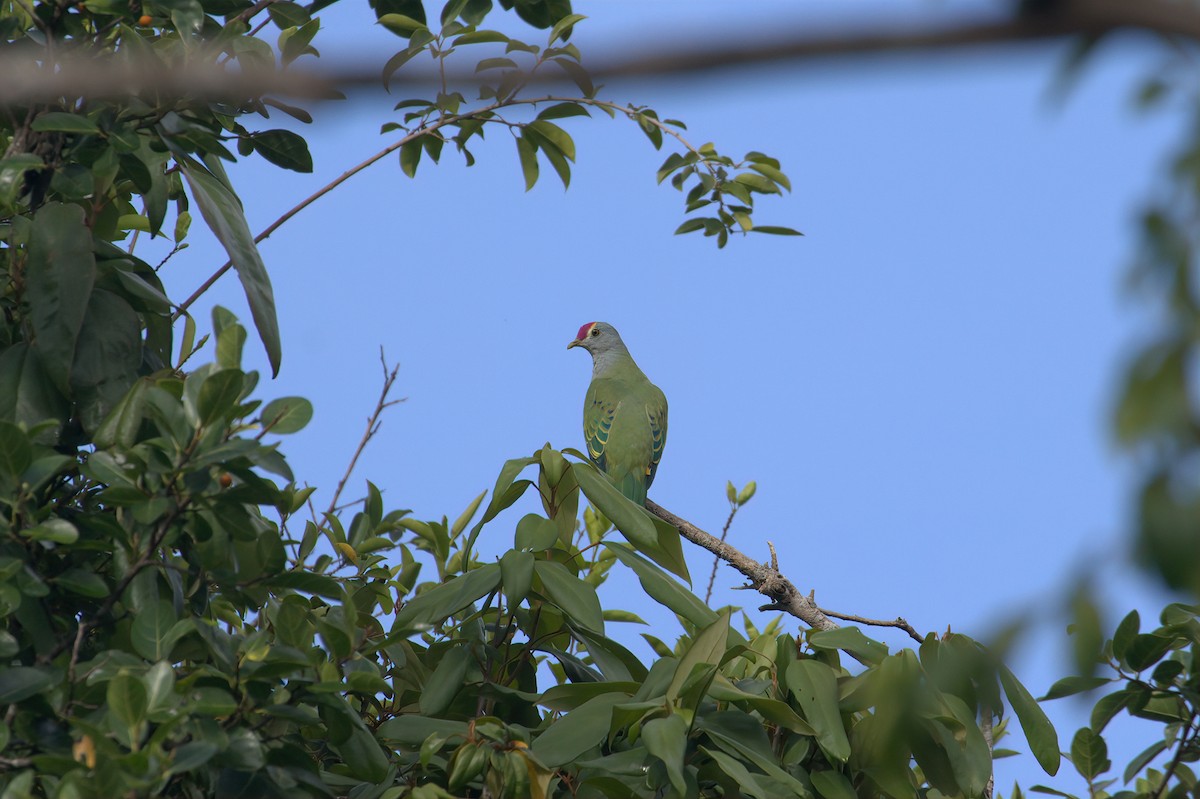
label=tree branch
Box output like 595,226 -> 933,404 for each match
816,608 -> 923,643
2,0 -> 1199,104
644,499 -> 839,632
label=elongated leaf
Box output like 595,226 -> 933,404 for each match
0,667 -> 53,702
516,135 -> 538,191
534,560 -> 604,634
500,550 -> 534,605
393,563 -> 500,630
0,344 -> 68,431
1000,664 -> 1060,775
787,659 -> 850,762
642,714 -> 688,796
606,543 -> 716,628
809,627 -> 888,665
573,464 -> 656,549
420,645 -> 471,716
180,158 -> 281,376
667,611 -> 729,700
27,203 -> 96,395
31,112 -> 98,133
812,770 -> 857,799
531,692 -> 626,767
1041,675 -> 1110,701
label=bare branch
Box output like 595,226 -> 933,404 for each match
644,499 -> 838,632
1,0 -> 1199,105
816,608 -> 924,643
321,352 -> 404,526
704,504 -> 738,605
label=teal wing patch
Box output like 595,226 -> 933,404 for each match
584,395 -> 617,472
646,404 -> 667,489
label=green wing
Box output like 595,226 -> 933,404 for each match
645,387 -> 668,490
583,382 -> 617,473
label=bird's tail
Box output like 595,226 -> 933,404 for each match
616,471 -> 647,506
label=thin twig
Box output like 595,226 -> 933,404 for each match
816,608 -> 924,643
704,504 -> 738,605
1151,710 -> 1200,799
321,351 -> 404,525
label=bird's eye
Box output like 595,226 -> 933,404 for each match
590,328 -> 600,337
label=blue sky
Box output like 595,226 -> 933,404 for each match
143,0 -> 1187,792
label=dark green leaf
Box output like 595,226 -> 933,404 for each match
787,659 -> 850,762
179,158 -> 281,376
515,513 -> 558,550
0,667 -> 53,703
1070,727 -> 1109,780
534,560 -> 604,634
642,714 -> 688,796
393,563 -> 501,630
250,129 -> 313,173
419,645 -> 471,716
531,692 -> 626,767
30,112 -> 98,133
1000,664 -> 1060,776
26,203 -> 96,395
1042,676 -> 1110,701
260,396 -> 313,434
500,550 -> 534,605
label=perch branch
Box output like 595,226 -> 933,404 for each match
816,608 -> 924,643
644,499 -> 838,633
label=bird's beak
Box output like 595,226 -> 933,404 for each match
567,339 -> 581,350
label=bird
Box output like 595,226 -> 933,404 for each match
567,322 -> 668,505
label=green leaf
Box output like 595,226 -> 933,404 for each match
0,345 -> 68,432
179,158 -> 282,376
516,135 -> 538,191
642,714 -> 688,796
532,692 -> 626,767
1042,675 -> 1110,701
22,518 -> 78,544
132,600 -> 179,660
267,571 -> 345,599
419,645 -> 471,716
31,112 -> 98,133
108,672 -> 148,728
56,569 -> 108,598
548,12 -> 585,43
606,543 -> 717,628
1123,739 -> 1168,784
250,129 -> 313,173
500,550 -> 534,605
0,667 -> 53,702
811,770 -> 857,799
0,422 -> 32,478
808,627 -> 888,665
26,203 -> 96,396
526,121 -> 576,160
260,396 -> 313,434
400,137 -> 422,178
700,746 -> 773,799
675,218 -> 706,236
1124,632 -> 1173,671
1070,727 -> 1109,780
534,560 -> 604,634
393,563 -> 501,630
1112,610 -> 1139,663
197,369 -> 245,427
70,289 -> 142,434
451,490 -> 487,538
1090,688 -> 1138,732
166,742 -> 219,776
1000,664 -> 1061,776
537,102 -> 589,121
573,463 -> 657,550
378,12 -> 427,37
750,225 -> 804,236
667,611 -> 729,701
515,513 -> 559,550
787,659 -> 851,762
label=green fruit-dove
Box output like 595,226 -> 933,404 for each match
568,322 -> 668,505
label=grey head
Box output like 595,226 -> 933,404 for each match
566,321 -> 634,375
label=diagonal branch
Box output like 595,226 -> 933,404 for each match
644,499 -> 838,632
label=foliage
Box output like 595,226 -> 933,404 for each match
0,302 -> 1055,796
2,0 -> 1200,798
1040,603 -> 1200,799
